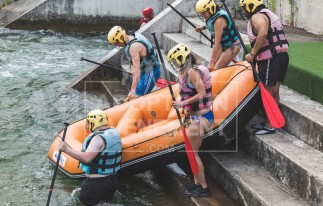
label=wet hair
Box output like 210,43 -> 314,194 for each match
191,54 -> 201,66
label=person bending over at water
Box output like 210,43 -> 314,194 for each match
58,110 -> 122,205
107,26 -> 161,101
195,0 -> 241,71
240,0 -> 289,135
140,7 -> 154,28
168,43 -> 213,197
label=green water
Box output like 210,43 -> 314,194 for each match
0,28 -> 176,206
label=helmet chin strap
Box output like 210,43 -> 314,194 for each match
89,122 -> 95,132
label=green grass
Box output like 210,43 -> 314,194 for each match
245,42 -> 323,104
287,42 -> 323,77
285,42 -> 323,104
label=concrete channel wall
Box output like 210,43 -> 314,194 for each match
68,0 -> 197,89
222,0 -> 323,35
5,0 -> 323,34
10,0 -> 194,32
263,0 -> 323,35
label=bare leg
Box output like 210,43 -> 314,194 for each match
215,44 -> 240,69
186,118 -> 210,188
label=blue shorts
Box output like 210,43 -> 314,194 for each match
190,110 -> 214,126
136,67 -> 161,96
201,110 -> 214,125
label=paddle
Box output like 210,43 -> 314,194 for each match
166,2 -> 238,64
81,57 -> 174,89
221,0 -> 285,128
167,2 -> 213,47
46,122 -> 70,206
151,32 -> 198,175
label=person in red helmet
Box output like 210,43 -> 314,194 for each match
139,7 -> 154,28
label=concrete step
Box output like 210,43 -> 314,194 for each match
101,81 -> 128,106
241,117 -> 323,205
280,85 -> 323,152
163,29 -> 321,205
204,151 -> 308,206
0,0 -> 47,27
181,17 -> 213,48
154,163 -> 240,206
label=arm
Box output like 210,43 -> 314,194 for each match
245,13 -> 269,62
195,25 -> 206,32
58,135 -> 104,164
208,17 -> 227,71
128,43 -> 142,100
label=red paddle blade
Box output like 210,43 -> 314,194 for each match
181,126 -> 199,175
156,78 -> 175,88
259,83 -> 285,128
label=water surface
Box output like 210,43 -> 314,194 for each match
0,28 -> 177,206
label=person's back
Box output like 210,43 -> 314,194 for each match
58,110 -> 122,205
107,26 -> 161,101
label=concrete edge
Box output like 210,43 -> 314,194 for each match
240,120 -> 322,205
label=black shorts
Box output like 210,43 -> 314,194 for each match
79,175 -> 118,206
257,52 -> 289,86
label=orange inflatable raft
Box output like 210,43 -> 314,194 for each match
48,61 -> 261,178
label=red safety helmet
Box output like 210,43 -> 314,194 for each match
142,7 -> 153,17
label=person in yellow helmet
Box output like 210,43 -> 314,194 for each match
107,26 -> 161,101
195,0 -> 241,71
58,110 -> 122,205
168,43 -> 213,197
240,0 -> 289,135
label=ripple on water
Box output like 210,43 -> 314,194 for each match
0,71 -> 13,77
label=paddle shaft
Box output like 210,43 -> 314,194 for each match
167,2 -> 213,46
151,32 -> 198,175
221,0 -> 285,128
81,57 -> 132,75
46,122 -> 69,206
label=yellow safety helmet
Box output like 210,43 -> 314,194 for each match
196,0 -> 216,15
167,43 -> 191,70
107,26 -> 126,44
86,110 -> 108,132
240,0 -> 264,13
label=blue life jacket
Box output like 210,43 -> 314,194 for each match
80,128 -> 122,175
125,33 -> 160,74
206,9 -> 239,48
